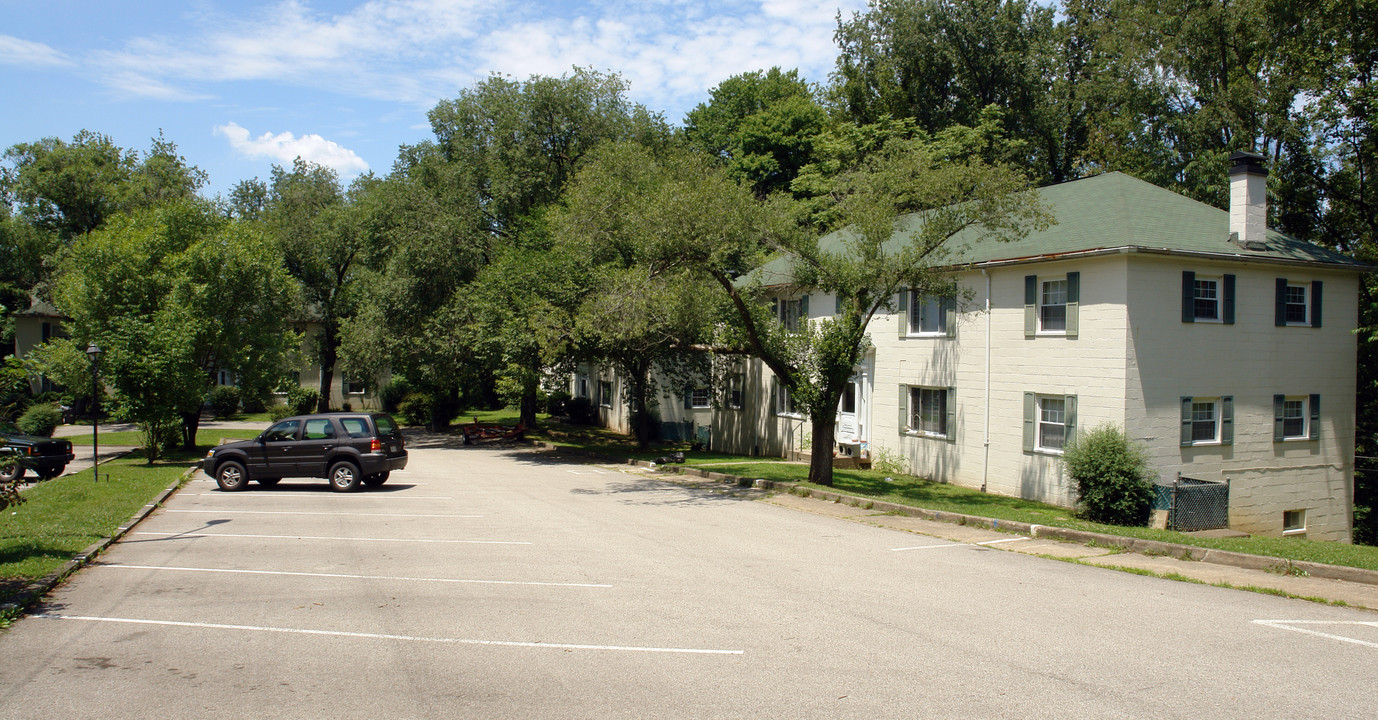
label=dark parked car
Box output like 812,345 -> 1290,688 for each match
0,422 -> 76,482
203,412 -> 407,492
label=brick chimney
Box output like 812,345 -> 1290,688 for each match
1228,151 -> 1268,250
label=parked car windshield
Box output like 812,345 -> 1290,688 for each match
263,420 -> 300,442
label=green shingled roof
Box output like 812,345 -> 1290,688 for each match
750,171 -> 1363,287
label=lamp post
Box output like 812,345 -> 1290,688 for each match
86,343 -> 101,482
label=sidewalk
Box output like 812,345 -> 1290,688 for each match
51,418 -> 269,438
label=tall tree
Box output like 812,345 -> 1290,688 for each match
683,67 -> 831,197
264,159 -> 377,411
52,201 -> 297,455
560,138 -> 1047,485
346,69 -> 671,427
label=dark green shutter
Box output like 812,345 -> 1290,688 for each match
944,297 -> 957,338
898,289 -> 909,337
1223,274 -> 1235,324
1310,394 -> 1321,440
1064,395 -> 1077,446
1221,396 -> 1233,445
1181,397 -> 1194,447
1182,271 -> 1196,322
1312,281 -> 1323,328
770,379 -> 778,415
835,294 -> 844,316
1275,278 -> 1287,326
1273,394 -> 1285,441
1023,392 -> 1036,451
899,385 -> 910,432
1065,272 -> 1080,338
771,298 -> 779,326
799,294 -> 809,322
684,385 -> 693,409
945,387 -> 957,441
1024,276 -> 1037,337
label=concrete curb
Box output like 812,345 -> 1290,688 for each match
1,466 -> 196,617
539,442 -> 1378,588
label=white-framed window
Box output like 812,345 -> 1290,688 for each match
1023,393 -> 1076,454
777,296 -> 808,333
908,292 -> 945,335
840,382 -> 857,415
600,380 -> 613,408
343,378 -> 367,395
689,386 -> 711,409
1284,284 -> 1308,324
1274,394 -> 1319,441
1040,279 -> 1068,333
1038,396 -> 1067,451
908,387 -> 947,438
1193,278 -> 1220,320
576,375 -> 589,398
1283,509 -> 1307,535
1180,395 -> 1233,446
773,378 -> 801,417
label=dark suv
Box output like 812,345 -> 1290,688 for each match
203,412 -> 407,492
0,422 -> 76,482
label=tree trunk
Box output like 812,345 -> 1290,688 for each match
317,324 -> 338,413
519,373 -> 538,429
180,410 -> 201,451
631,362 -> 653,450
807,412 -> 837,487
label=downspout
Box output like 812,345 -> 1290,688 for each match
982,269 -> 991,493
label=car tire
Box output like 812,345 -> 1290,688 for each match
0,460 -> 23,484
363,471 -> 389,487
328,461 -> 361,492
256,477 -> 281,487
215,461 -> 249,492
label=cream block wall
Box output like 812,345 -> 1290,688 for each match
867,255 -> 1131,507
1124,258 -> 1357,540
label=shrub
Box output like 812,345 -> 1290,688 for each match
1062,423 -> 1155,526
206,385 -> 241,419
565,396 -> 596,425
380,380 -> 410,414
544,390 -> 572,417
240,390 -> 268,414
285,385 -> 319,415
398,392 -> 433,427
16,403 -> 62,437
267,403 -> 295,421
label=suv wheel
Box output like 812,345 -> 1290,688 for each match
363,471 -> 389,487
328,461 -> 361,492
216,461 -> 249,491
0,460 -> 24,483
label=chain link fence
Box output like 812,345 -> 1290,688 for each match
1153,473 -> 1230,532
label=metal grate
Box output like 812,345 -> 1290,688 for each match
1153,473 -> 1230,532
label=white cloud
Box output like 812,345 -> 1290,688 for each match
0,34 -> 73,67
215,121 -> 369,175
91,0 -> 869,118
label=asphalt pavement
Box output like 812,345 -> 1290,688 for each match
1,442 -> 1376,718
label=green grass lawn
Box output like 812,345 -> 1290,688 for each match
691,461 -> 1378,571
65,428 -> 264,447
1,449 -> 203,618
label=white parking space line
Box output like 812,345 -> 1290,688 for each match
32,614 -> 744,655
1254,620 -> 1378,649
166,509 -> 481,518
179,493 -> 453,500
564,468 -> 608,475
891,536 -> 1031,552
96,564 -> 612,588
132,531 -> 531,545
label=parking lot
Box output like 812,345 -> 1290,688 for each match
2,441 -> 1377,718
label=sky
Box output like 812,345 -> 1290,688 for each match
1,0 -> 869,198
